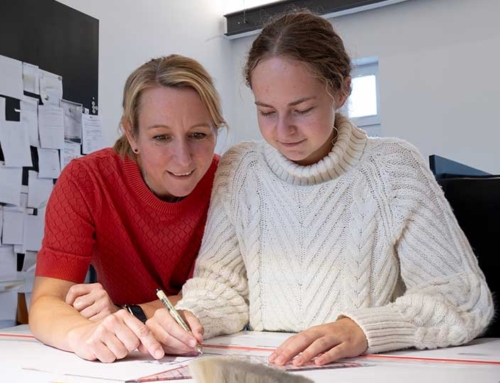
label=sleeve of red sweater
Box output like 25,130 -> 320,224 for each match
36,160 -> 96,283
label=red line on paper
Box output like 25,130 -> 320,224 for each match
360,353 -> 500,366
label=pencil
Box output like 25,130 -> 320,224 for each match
155,288 -> 203,354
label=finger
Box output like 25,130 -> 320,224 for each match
293,336 -> 340,366
65,284 -> 93,305
184,312 -> 204,343
85,329 -> 122,363
315,342 -> 350,365
270,333 -> 314,366
120,311 -> 165,359
149,309 -> 199,350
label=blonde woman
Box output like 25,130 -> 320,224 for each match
30,55 -> 226,362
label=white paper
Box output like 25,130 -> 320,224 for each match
60,140 -> 81,171
1,210 -> 24,245
23,213 -> 44,252
21,96 -> 39,147
38,105 -> 64,149
0,97 -> 5,122
0,207 -> 3,246
22,251 -> 37,273
0,120 -> 32,167
27,171 -> 53,208
0,55 -> 23,100
22,63 -> 40,95
0,245 -> 17,277
0,164 -> 22,205
0,291 -> 17,321
82,114 -> 103,154
37,148 -> 60,179
61,99 -> 82,143
13,244 -> 24,254
39,70 -> 63,105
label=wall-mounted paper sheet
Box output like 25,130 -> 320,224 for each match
0,207 -> 3,246
0,97 -> 5,122
39,70 -> 62,106
27,171 -> 53,209
0,55 -> 23,100
61,99 -> 82,143
38,105 -> 64,149
0,164 -> 22,205
1,210 -> 24,245
37,148 -> 61,179
82,114 -> 103,154
21,97 -> 39,147
0,120 -> 32,167
60,141 -> 81,171
22,62 -> 40,95
24,213 -> 44,252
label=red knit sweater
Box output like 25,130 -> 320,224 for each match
36,148 -> 219,305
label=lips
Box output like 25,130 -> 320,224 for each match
280,139 -> 305,147
168,170 -> 195,177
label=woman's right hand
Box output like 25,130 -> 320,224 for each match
147,308 -> 204,355
67,309 -> 165,363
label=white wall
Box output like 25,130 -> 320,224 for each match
227,0 -> 500,173
56,0 -> 234,153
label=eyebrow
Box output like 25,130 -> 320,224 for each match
146,123 -> 212,130
255,96 -> 316,108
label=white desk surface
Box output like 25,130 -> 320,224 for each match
1,325 -> 499,383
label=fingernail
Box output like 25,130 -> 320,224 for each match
294,356 -> 303,366
154,349 -> 164,359
275,356 -> 284,365
189,340 -> 197,348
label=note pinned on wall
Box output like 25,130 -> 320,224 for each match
21,96 -> 40,147
61,141 -> 81,171
40,70 -> 63,106
0,120 -> 32,167
28,170 -> 53,209
37,148 -> 61,179
1,209 -> 24,245
22,62 -> 40,95
61,99 -> 83,143
0,164 -> 22,205
0,55 -> 23,100
82,114 -> 103,154
38,105 -> 64,149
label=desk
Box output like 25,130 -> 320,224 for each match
1,326 -> 499,382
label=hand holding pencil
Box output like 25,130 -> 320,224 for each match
146,289 -> 204,356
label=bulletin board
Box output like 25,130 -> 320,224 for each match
0,0 -> 99,115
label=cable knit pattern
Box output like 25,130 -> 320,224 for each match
176,115 -> 494,352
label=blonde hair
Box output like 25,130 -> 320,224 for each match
114,55 -> 226,159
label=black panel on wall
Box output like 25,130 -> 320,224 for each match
0,0 -> 99,113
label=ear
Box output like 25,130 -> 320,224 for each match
122,119 -> 137,147
335,76 -> 351,110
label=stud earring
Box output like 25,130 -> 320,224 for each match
133,148 -> 139,154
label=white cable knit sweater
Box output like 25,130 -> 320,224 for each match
176,115 -> 494,353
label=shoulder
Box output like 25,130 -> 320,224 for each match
362,136 -> 429,175
60,147 -> 121,186
217,141 -> 262,175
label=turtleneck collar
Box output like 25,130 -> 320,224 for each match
263,114 -> 368,186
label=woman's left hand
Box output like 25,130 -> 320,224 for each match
66,283 -> 120,322
269,317 -> 368,366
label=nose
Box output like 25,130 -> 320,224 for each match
276,113 -> 295,138
171,139 -> 193,167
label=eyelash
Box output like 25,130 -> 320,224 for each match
259,108 -> 313,117
152,133 -> 208,142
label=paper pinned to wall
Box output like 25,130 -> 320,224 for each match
0,97 -> 5,122
0,120 -> 32,167
22,62 -> 40,95
0,55 -> 23,100
37,148 -> 61,179
22,251 -> 37,273
82,114 -> 103,154
38,105 -> 64,149
39,70 -> 63,106
21,97 -> 39,147
60,140 -> 81,171
0,207 -> 3,246
61,99 -> 82,143
1,209 -> 25,245
0,164 -> 22,205
24,213 -> 44,252
27,171 -> 53,209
